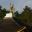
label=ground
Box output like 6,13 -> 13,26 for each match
0,18 -> 17,32
0,18 -> 29,32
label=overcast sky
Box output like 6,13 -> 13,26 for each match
0,0 -> 32,12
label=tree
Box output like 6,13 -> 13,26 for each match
1,8 -> 6,18
13,6 -> 32,32
20,6 -> 32,26
0,5 -> 2,10
14,11 -> 19,17
14,6 -> 32,26
0,6 -> 6,23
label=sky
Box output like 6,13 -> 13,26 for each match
0,0 -> 32,12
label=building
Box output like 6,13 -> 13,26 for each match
4,3 -> 15,19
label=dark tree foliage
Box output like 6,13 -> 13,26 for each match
14,11 -> 19,17
13,6 -> 32,32
0,6 -> 6,23
0,5 -> 2,10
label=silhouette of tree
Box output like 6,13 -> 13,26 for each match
0,5 -> 6,23
14,11 -> 19,17
0,5 -> 2,10
14,6 -> 32,26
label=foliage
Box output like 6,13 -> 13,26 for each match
14,6 -> 32,26
21,6 -> 32,24
0,6 -> 6,21
14,11 -> 19,17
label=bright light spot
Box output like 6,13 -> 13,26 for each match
5,13 -> 12,18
